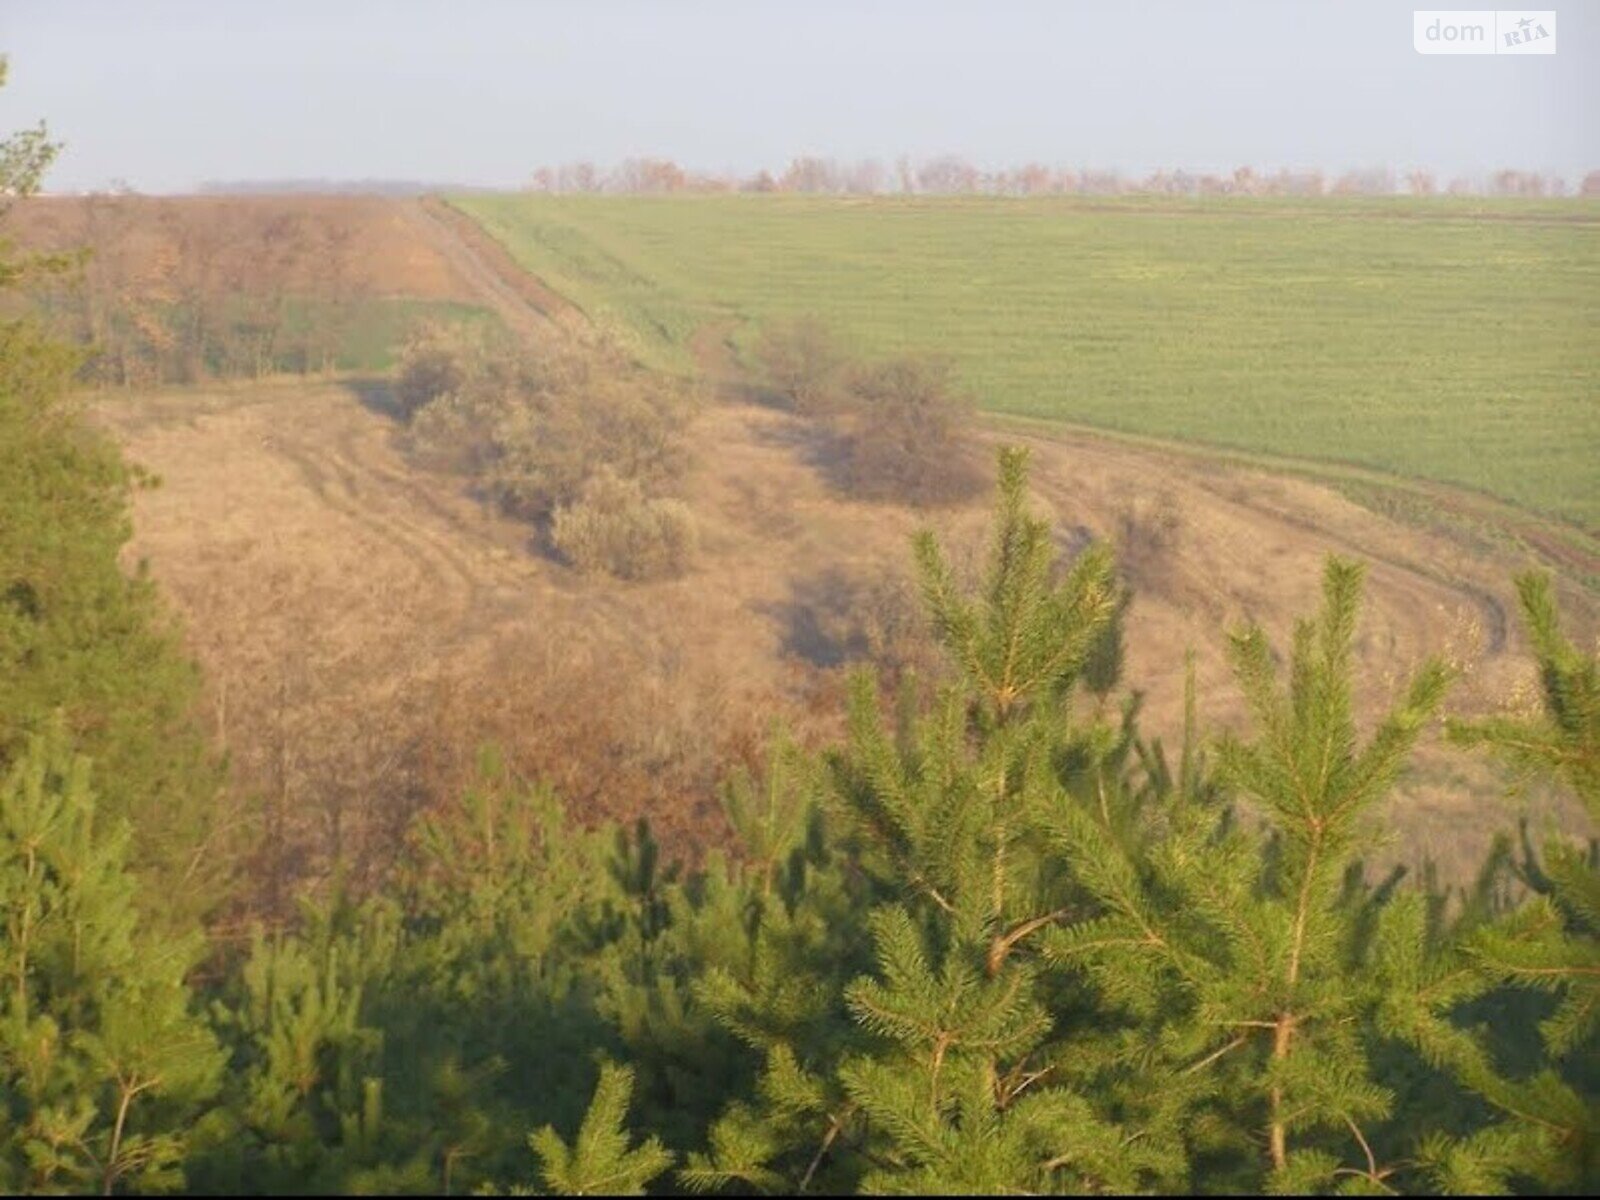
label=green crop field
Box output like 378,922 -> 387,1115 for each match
452,194 -> 1600,528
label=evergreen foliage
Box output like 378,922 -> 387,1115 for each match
529,1063 -> 674,1196
0,729 -> 222,1194
1444,572 -> 1600,1186
676,451 -> 1597,1196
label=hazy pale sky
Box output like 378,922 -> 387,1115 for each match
2,0 -> 1596,192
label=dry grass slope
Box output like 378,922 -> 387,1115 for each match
62,193 -> 1596,895
98,361 -> 1593,887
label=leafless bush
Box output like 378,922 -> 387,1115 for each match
752,315 -> 847,415
485,347 -> 693,520
414,626 -> 777,863
403,332 -> 695,521
394,320 -> 487,417
551,467 -> 697,581
830,354 -> 983,506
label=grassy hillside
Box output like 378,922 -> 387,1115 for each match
452,194 -> 1600,528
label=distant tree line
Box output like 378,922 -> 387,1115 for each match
527,155 -> 1600,198
193,179 -> 497,198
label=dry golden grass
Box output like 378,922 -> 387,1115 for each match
94,362 -> 1595,891
58,195 -> 1591,893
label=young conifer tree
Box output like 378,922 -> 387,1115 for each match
683,732 -> 881,1194
1042,557 -> 1594,1192
528,1062 -> 674,1196
1438,572 -> 1599,1187
190,904 -> 440,1195
0,729 -> 223,1193
817,448 -> 1148,1191
687,448 -> 1181,1192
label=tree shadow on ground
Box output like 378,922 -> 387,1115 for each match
757,565 -> 933,674
341,375 -> 405,420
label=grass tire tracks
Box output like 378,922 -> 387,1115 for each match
262,412 -> 501,637
403,197 -> 583,341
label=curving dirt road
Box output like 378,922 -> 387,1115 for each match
400,197 -> 585,340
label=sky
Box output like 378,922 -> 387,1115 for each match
1,0 -> 1596,193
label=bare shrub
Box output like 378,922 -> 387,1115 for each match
404,334 -> 695,520
394,320 -> 485,418
484,345 -> 694,519
752,316 -> 846,415
414,625 -> 777,863
830,354 -> 983,505
406,384 -> 494,474
751,328 -> 982,506
552,467 -> 697,581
